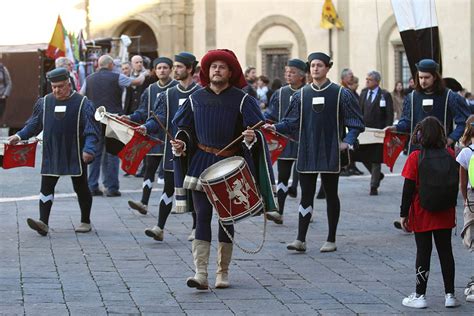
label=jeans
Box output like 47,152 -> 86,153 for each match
88,136 -> 120,192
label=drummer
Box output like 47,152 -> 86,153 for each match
168,49 -> 276,290
136,52 -> 200,242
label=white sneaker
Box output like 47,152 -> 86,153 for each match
465,282 -> 474,302
286,240 -> 306,252
144,225 -> 164,241
320,241 -> 337,252
402,293 -> 427,309
187,229 -> 195,241
265,211 -> 283,224
445,293 -> 460,308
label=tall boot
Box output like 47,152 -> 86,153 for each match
215,242 -> 233,288
186,239 -> 210,290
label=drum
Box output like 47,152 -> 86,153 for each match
200,156 -> 263,225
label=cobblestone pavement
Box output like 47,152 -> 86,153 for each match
1,146 -> 473,315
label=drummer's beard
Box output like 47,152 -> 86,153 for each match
210,75 -> 229,86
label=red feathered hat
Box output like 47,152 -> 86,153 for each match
199,49 -> 247,89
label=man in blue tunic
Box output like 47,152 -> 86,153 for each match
266,52 -> 365,253
391,58 -> 470,231
126,57 -> 178,215
169,49 -> 276,290
264,59 -> 306,225
7,68 -> 100,236
137,52 -> 200,242
392,59 -> 469,152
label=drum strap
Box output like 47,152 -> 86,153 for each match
197,143 -> 240,157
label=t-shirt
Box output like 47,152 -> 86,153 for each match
456,145 -> 474,171
401,149 -> 456,232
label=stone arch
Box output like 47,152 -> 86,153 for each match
375,14 -> 397,87
246,15 -> 307,67
112,15 -> 159,58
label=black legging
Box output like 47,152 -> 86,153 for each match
192,190 -> 233,243
414,229 -> 455,295
157,171 -> 176,229
297,173 -> 340,243
39,166 -> 92,225
277,159 -> 295,214
141,155 -> 163,205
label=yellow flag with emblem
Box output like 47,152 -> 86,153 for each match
320,0 -> 344,30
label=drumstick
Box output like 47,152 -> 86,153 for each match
149,111 -> 175,141
216,121 -> 265,156
262,126 -> 299,144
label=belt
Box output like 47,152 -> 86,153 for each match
197,143 -> 240,157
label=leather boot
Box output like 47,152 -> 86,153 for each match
215,242 -> 233,288
186,239 -> 210,290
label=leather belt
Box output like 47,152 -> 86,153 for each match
197,143 -> 239,157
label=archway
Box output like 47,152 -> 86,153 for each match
117,20 -> 159,59
246,15 -> 307,68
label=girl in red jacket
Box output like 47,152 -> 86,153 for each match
399,116 -> 459,309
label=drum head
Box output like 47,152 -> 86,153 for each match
200,156 -> 244,182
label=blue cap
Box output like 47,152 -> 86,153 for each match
46,68 -> 69,82
307,52 -> 332,68
287,59 -> 307,72
416,59 -> 439,73
174,52 -> 198,68
153,57 -> 173,68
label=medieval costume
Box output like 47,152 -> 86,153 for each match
171,49 -> 277,290
275,52 -> 364,253
15,68 -> 100,235
127,57 -> 178,215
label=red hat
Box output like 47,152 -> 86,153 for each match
199,49 -> 247,89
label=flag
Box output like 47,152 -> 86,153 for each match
262,129 -> 288,164
320,0 -> 344,30
65,32 -> 75,63
391,0 -> 442,77
118,131 -> 160,175
78,30 -> 87,61
2,141 -> 38,169
383,130 -> 409,172
45,16 -> 66,59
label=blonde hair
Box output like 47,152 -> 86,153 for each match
460,114 -> 474,146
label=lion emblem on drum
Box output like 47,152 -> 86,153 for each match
227,178 -> 251,209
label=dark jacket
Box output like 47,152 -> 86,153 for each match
359,87 -> 394,129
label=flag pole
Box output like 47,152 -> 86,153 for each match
329,28 -> 333,58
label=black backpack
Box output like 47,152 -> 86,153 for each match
418,148 -> 459,212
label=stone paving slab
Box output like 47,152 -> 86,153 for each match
1,153 -> 474,315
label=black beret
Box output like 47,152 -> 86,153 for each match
307,52 -> 333,68
153,57 -> 173,68
174,52 -> 198,68
416,59 -> 439,73
287,59 -> 307,72
46,68 -> 69,82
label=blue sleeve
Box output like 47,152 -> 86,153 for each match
118,74 -> 133,88
241,94 -> 265,128
144,91 -> 167,134
172,94 -> 195,133
396,94 -> 412,133
82,99 -> 100,156
275,91 -> 301,135
447,91 -> 470,141
340,88 -> 365,145
263,89 -> 280,122
129,87 -> 149,123
17,98 -> 44,140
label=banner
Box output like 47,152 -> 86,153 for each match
320,0 -> 344,30
383,130 -> 409,172
118,132 -> 160,175
391,0 -> 442,76
45,16 -> 67,60
2,141 -> 38,169
262,129 -> 288,164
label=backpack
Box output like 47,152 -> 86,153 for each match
418,148 -> 459,212
467,147 -> 474,188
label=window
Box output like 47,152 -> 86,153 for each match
261,48 -> 290,83
394,45 -> 411,88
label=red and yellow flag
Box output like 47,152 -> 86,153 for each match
320,0 -> 344,30
45,16 -> 66,59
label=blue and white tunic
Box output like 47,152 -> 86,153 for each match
17,92 -> 100,176
129,79 -> 178,155
264,85 -> 303,160
144,82 -> 200,170
396,88 -> 469,152
275,80 -> 364,173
